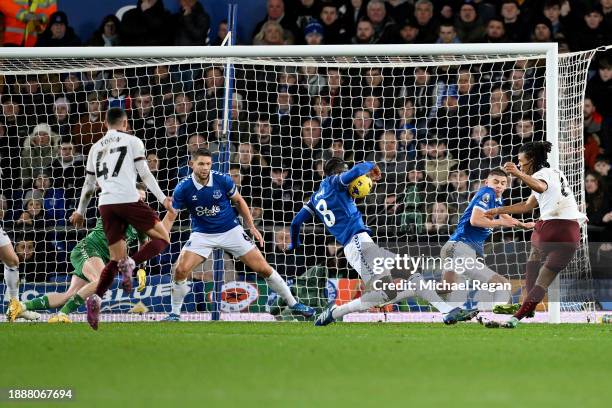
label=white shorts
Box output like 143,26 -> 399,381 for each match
343,232 -> 377,283
182,225 -> 256,259
440,241 -> 496,282
0,227 -> 11,248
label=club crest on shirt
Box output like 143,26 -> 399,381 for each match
213,190 -> 222,200
192,195 -> 198,201
482,193 -> 490,204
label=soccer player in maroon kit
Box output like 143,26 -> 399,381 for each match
70,108 -> 174,330
483,142 -> 586,328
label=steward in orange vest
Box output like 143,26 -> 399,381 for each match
0,0 -> 57,47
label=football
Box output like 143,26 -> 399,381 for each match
348,175 -> 373,199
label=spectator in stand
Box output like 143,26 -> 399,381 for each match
586,58 -> 612,126
344,108 -> 376,163
15,198 -> 47,231
292,0 -> 321,33
414,0 -> 438,43
250,115 -> 285,166
71,92 -> 105,155
210,19 -> 228,46
49,97 -> 72,138
253,20 -> 292,45
469,137 -> 507,181
130,88 -> 156,142
500,0 -> 524,42
233,142 -> 269,197
385,16 -> 421,44
291,117 -> 324,181
24,171 -> 66,224
319,1 -> 350,44
397,124 -> 417,160
508,116 -> 541,157
447,168 -> 471,215
172,0 -> 210,46
542,0 -> 569,39
0,0 -> 56,47
481,17 -> 507,42
35,11 -> 81,47
50,140 -> 84,202
584,97 -> 603,136
122,0 -> 172,46
303,19 -> 324,45
403,66 -> 434,120
1,96 -> 28,138
106,70 -> 131,110
532,18 -> 554,42
436,22 -> 461,43
425,202 -> 454,241
573,6 -> 609,51
88,15 -> 122,46
352,18 -> 376,44
20,123 -> 60,189
424,138 -> 457,189
366,130 -> 408,184
14,75 -> 52,126
594,155 -> 612,193
585,171 -> 612,240
266,226 -> 307,277
175,133 -> 212,181
252,0 -> 299,44
297,65 -> 326,98
262,167 -> 303,224
270,86 -> 300,137
602,0 -> 612,30
154,115 -> 185,170
455,1 -> 485,43
367,0 -> 396,43
387,0 -> 414,24
362,94 -> 385,130
484,86 -> 513,141
322,138 -> 349,163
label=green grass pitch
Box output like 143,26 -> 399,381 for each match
2,322 -> 612,408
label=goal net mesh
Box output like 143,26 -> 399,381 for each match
0,48 -> 597,322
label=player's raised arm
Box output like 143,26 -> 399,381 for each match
503,161 -> 547,193
337,160 -> 381,186
288,205 -> 314,251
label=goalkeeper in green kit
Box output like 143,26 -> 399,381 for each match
8,184 -> 149,323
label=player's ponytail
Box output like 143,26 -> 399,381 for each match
518,141 -> 552,172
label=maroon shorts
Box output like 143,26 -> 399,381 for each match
531,219 -> 581,273
99,201 -> 160,245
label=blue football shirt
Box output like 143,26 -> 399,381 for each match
172,171 -> 240,234
305,174 -> 371,246
450,186 -> 504,255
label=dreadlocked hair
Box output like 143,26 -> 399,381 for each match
519,141 -> 552,172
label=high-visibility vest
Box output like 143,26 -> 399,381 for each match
0,0 -> 57,47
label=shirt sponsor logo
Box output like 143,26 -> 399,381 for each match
195,205 -> 221,217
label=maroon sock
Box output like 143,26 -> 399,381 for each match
96,260 -> 118,297
524,261 -> 540,295
132,238 -> 169,264
514,285 -> 546,320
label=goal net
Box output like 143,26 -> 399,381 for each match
0,45 -> 597,323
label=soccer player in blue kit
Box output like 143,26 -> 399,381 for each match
289,158 -> 478,326
440,168 -> 534,312
161,148 -> 314,320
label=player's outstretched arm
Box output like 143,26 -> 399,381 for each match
470,208 -> 519,228
339,162 -> 380,186
230,192 -> 264,247
70,172 -> 97,228
485,195 -> 538,218
288,206 -> 314,251
134,159 -> 174,213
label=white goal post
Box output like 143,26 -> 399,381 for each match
0,43 -> 597,323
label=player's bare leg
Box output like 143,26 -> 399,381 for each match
239,248 -> 314,317
161,250 -> 204,321
2,243 -> 37,322
118,221 -> 170,291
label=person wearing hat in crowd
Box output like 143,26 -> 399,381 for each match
88,14 -> 123,47
531,17 -> 554,42
572,5 -> 610,51
303,18 -> 324,44
455,0 -> 485,43
500,0 -> 525,42
318,1 -> 349,44
20,123 -> 61,190
35,11 -> 81,47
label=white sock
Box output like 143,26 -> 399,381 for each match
332,290 -> 387,319
410,273 -> 454,314
447,275 -> 468,308
171,280 -> 190,315
4,265 -> 19,300
265,269 -> 297,307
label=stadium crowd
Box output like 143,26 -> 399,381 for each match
0,0 -> 611,283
